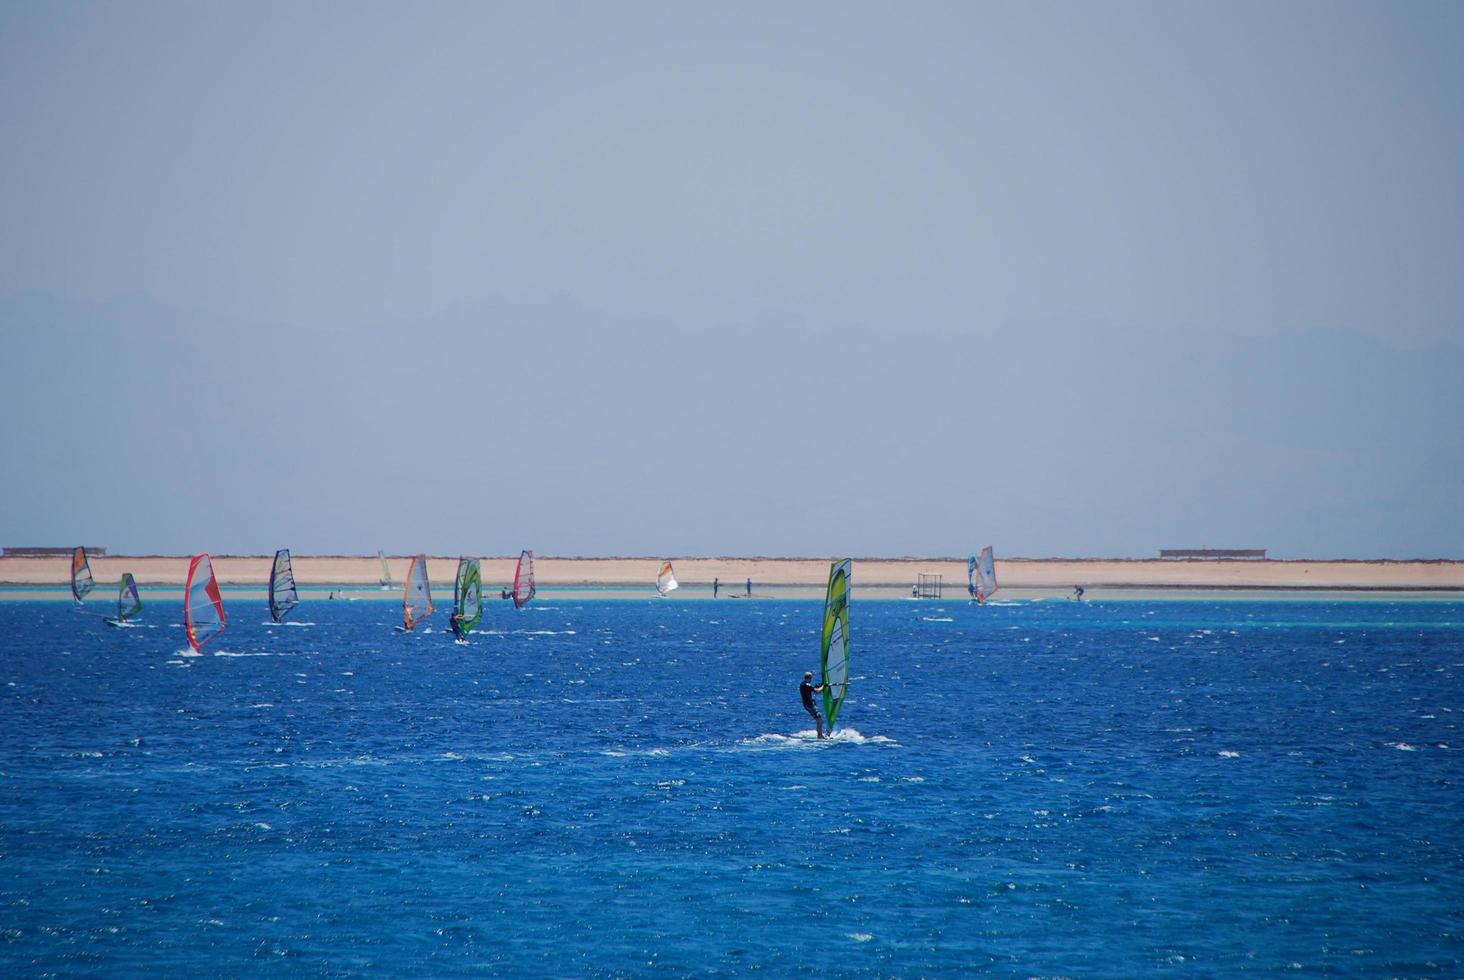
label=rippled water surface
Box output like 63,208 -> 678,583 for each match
2,597 -> 1461,975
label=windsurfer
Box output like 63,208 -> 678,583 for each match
501,587 -> 511,601
1073,585 -> 1085,600
801,671 -> 827,739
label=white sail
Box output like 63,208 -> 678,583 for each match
402,554 -> 433,630
511,550 -> 536,608
975,546 -> 997,601
656,561 -> 679,596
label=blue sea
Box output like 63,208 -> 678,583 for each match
2,597 -> 1461,976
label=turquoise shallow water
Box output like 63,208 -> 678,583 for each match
1,598 -> 1460,975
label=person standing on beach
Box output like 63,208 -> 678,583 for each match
746,577 -> 752,597
801,671 -> 826,739
713,577 -> 719,598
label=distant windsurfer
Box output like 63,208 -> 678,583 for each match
801,671 -> 827,740
501,587 -> 511,601
1073,585 -> 1085,600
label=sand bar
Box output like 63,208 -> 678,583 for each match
5,554 -> 1462,598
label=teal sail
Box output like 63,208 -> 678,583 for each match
113,572 -> 142,623
269,548 -> 300,623
452,557 -> 482,640
820,558 -> 852,732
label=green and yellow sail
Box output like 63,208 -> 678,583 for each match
820,558 -> 851,731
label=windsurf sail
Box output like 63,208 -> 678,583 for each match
452,557 -> 483,639
403,554 -> 433,630
975,545 -> 997,602
269,548 -> 299,623
656,561 -> 679,596
70,546 -> 94,603
378,550 -> 393,590
115,572 -> 142,623
511,550 -> 535,609
184,553 -> 227,651
820,558 -> 852,731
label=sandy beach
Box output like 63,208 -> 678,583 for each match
6,554 -> 1463,599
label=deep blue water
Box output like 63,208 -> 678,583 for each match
2,597 -> 1461,976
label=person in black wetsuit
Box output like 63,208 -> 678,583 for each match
801,671 -> 827,740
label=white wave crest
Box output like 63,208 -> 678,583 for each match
739,728 -> 896,749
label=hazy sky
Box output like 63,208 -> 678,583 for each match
2,2 -> 1461,558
